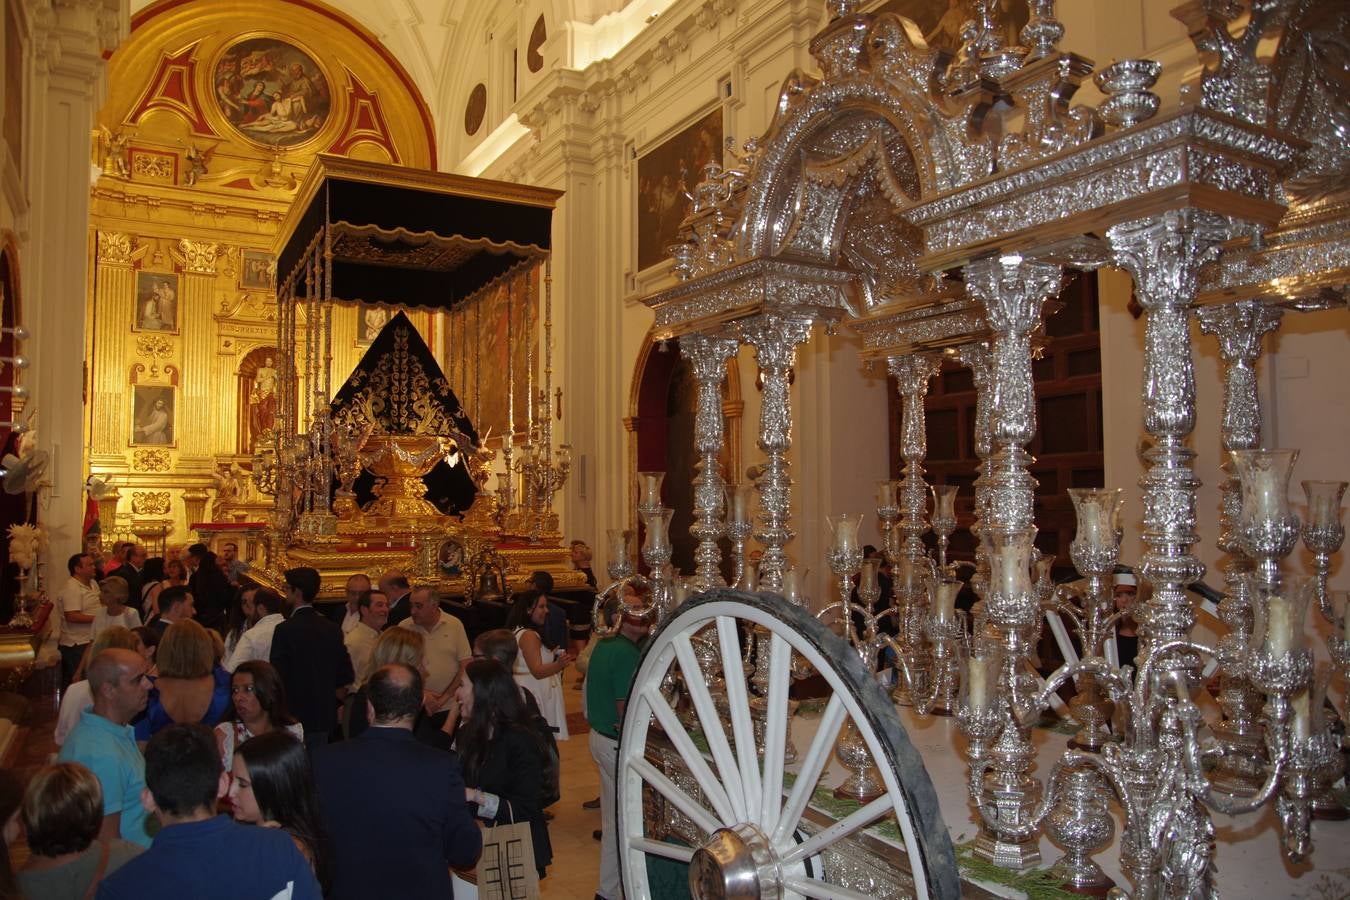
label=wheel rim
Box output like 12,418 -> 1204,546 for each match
617,588 -> 960,900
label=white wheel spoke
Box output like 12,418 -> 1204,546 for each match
717,616 -> 762,824
782,875 -> 891,900
638,685 -> 738,825
759,630 -> 791,827
673,631 -> 749,821
629,837 -> 695,863
628,755 -> 723,836
780,795 -> 892,865
771,692 -> 847,846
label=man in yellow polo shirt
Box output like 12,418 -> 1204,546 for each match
399,586 -> 472,730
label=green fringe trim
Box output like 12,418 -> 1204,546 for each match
954,843 -> 1084,900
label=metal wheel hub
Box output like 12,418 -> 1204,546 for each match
689,823 -> 782,900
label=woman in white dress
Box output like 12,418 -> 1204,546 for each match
506,590 -> 574,740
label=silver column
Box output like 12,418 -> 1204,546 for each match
680,332 -> 741,591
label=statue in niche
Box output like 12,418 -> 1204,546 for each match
250,356 -> 278,442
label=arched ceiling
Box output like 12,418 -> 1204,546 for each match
128,0 -> 661,171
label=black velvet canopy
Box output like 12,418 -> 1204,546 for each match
276,155 -> 561,309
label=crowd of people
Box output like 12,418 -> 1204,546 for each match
11,537 -> 650,899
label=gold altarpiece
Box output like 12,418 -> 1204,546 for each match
85,0 -> 439,558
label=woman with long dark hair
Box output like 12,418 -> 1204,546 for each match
454,657 -> 553,878
505,589 -> 572,740
229,731 -> 332,891
215,660 -> 303,771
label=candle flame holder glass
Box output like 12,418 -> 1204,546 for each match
1300,480 -> 1346,620
1232,449 -> 1301,590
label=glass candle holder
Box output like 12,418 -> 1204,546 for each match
931,484 -> 959,523
877,479 -> 898,510
672,579 -> 690,608
643,507 -> 674,554
1302,481 -> 1346,530
931,578 -> 962,625
962,639 -> 1004,714
990,530 -> 1034,598
726,483 -> 755,527
638,471 -> 666,511
859,558 -> 880,599
1251,576 -> 1312,663
606,528 -> 631,570
828,513 -> 862,555
1232,449 -> 1299,526
782,567 -> 803,605
1069,487 -> 1123,549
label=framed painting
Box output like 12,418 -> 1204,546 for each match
876,0 -> 1029,52
130,385 -> 176,447
357,306 -> 391,346
134,272 -> 178,334
636,107 -> 723,272
212,36 -> 331,148
240,250 -> 275,290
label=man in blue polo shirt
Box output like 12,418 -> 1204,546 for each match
59,648 -> 153,847
97,723 -> 320,899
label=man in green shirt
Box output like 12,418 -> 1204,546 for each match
585,595 -> 653,900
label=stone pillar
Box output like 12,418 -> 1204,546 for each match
173,238 -> 218,467
25,0 -> 126,558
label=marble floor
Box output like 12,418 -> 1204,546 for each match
541,677 -> 606,898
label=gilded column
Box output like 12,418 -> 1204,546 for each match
1196,299 -> 1283,794
175,239 -> 219,466
1106,210 -> 1229,669
734,313 -> 815,594
91,231 -> 136,464
680,331 -> 740,590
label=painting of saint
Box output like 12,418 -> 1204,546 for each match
134,272 -> 178,333
241,250 -> 275,290
213,37 -> 331,148
876,0 -> 1029,53
636,107 -> 723,272
131,386 -> 175,447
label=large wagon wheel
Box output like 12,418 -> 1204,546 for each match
617,589 -> 960,900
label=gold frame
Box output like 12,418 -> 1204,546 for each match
208,31 -> 336,152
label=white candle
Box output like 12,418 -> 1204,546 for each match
741,565 -> 758,592
672,580 -> 689,607
1264,593 -> 1293,659
967,655 -> 991,713
994,537 -> 1032,597
782,569 -> 801,604
830,514 -> 860,555
638,471 -> 665,509
1291,688 -> 1311,742
877,480 -> 897,509
932,580 -> 960,624
727,485 -> 753,527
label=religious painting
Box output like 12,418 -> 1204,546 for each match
130,385 -> 175,447
134,272 -> 178,333
213,36 -> 331,148
636,107 -> 723,272
240,250 -> 275,291
357,306 -> 391,346
876,0 -> 1029,53
438,538 -> 465,575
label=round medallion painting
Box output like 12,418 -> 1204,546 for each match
213,37 -> 331,148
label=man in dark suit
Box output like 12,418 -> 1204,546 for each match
312,664 -> 481,899
270,567 -> 354,749
186,543 -> 233,635
378,570 -> 412,630
108,543 -> 147,617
